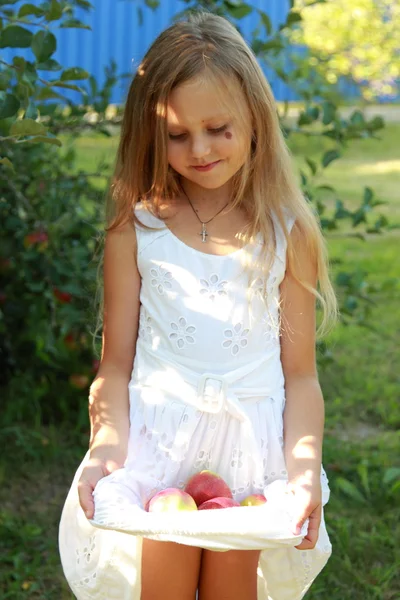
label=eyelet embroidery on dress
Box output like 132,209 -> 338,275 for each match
262,313 -> 280,345
169,317 -> 196,349
139,308 -> 153,343
199,274 -> 228,301
75,535 -> 97,566
222,323 -> 249,356
231,448 -> 243,469
150,265 -> 173,295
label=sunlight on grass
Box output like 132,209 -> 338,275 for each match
354,159 -> 400,175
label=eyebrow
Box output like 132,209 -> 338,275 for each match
167,115 -> 231,129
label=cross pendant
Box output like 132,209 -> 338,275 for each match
200,223 -> 208,243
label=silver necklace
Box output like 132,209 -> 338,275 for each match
181,187 -> 230,243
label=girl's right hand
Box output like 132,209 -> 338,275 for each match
77,455 -> 124,519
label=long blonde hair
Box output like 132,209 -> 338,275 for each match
103,11 -> 338,339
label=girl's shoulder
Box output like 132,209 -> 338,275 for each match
134,201 -> 165,229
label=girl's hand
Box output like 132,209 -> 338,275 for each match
77,455 -> 123,519
287,473 -> 322,550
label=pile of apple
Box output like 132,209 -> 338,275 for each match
145,470 -> 267,513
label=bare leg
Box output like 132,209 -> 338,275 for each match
198,549 -> 261,600
141,538 -> 202,600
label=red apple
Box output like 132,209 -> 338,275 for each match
24,231 -> 48,250
146,488 -> 197,512
198,497 -> 240,510
64,333 -> 78,350
240,494 -> 267,507
53,288 -> 72,303
184,470 -> 232,507
69,374 -> 89,389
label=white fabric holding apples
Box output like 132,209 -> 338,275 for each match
59,204 -> 332,600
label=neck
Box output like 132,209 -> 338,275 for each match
179,178 -> 233,211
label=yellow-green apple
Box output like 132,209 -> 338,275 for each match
184,470 -> 233,507
198,497 -> 240,510
146,488 -> 197,512
240,494 -> 267,507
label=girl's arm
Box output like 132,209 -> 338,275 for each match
78,220 -> 141,517
280,222 -> 325,548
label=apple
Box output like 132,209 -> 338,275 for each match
146,488 -> 197,512
240,494 -> 267,507
24,231 -> 48,251
198,497 -> 240,510
69,374 -> 89,389
53,288 -> 72,304
64,333 -> 78,350
184,470 -> 232,507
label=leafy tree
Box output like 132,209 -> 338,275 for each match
291,0 -> 400,101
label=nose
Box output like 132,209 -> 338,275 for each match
190,134 -> 211,160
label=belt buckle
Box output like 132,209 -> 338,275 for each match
197,373 -> 227,413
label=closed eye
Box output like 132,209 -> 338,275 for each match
168,124 -> 229,141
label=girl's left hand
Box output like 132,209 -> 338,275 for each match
287,474 -> 322,550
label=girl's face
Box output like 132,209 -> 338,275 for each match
166,76 -> 252,191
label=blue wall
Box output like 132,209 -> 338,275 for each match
2,0 -> 374,105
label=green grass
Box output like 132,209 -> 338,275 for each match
1,119 -> 399,599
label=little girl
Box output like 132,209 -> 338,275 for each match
59,11 -> 338,600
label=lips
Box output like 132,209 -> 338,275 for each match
192,160 -> 221,172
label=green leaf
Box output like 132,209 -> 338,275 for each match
10,118 -> 47,136
0,92 -> 20,119
298,111 -> 313,126
363,187 -> 374,205
32,31 -> 57,62
36,58 -> 62,71
226,3 -> 253,19
322,149 -> 340,168
356,463 -> 371,499
24,135 -> 62,146
258,10 -> 272,35
60,67 -> 89,81
0,25 -> 33,48
335,477 -> 367,504
350,110 -> 365,127
0,70 -> 11,90
76,0 -> 94,8
0,157 -> 14,170
36,86 -> 65,101
382,467 -> 400,486
369,115 -> 384,131
18,4 -> 45,17
286,11 -> 302,27
47,0 -> 63,21
25,100 -> 38,119
59,19 -> 91,30
145,0 -> 160,8
49,81 -> 84,92
305,157 -> 317,175
12,56 -> 26,71
322,101 -> 336,125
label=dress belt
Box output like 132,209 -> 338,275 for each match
131,340 -> 285,477
132,339 -> 284,422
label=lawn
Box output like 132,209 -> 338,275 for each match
1,117 -> 399,599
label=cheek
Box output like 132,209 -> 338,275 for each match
167,144 -> 183,167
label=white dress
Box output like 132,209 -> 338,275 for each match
59,203 -> 332,600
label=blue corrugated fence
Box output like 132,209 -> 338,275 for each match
2,0 -> 380,106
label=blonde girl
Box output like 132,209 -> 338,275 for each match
59,11 -> 338,600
